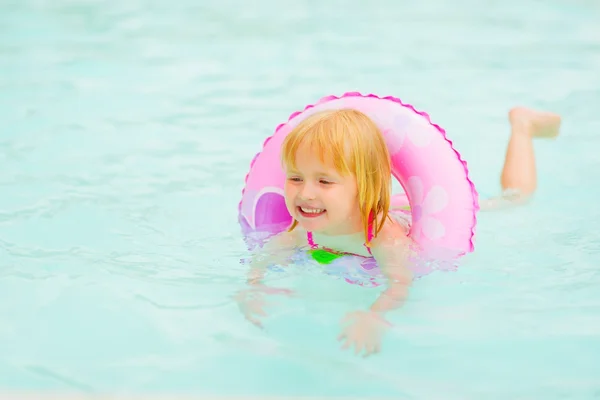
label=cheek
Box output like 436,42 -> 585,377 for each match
283,187 -> 294,213
284,183 -> 300,201
283,184 -> 293,199
340,187 -> 359,210
324,188 -> 352,209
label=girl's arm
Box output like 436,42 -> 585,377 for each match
336,222 -> 413,356
244,229 -> 300,287
236,229 -> 300,328
368,223 -> 414,315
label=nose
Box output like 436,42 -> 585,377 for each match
299,181 -> 316,200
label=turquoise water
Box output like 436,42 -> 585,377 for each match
1,0 -> 600,398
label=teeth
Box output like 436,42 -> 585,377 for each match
300,207 -> 324,214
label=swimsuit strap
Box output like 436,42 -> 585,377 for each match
364,219 -> 374,255
306,218 -> 374,256
307,231 -> 318,249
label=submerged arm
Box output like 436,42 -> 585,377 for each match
244,230 -> 299,287
236,230 -> 299,328
336,226 -> 414,356
369,228 -> 414,315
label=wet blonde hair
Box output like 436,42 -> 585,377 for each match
281,108 -> 392,247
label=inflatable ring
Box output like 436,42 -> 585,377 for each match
238,92 -> 479,260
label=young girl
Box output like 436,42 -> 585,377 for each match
235,105 -> 561,357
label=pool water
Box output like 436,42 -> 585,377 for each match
1,0 -> 600,398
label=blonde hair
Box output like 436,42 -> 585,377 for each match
281,108 -> 392,246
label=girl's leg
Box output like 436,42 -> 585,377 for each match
481,107 -> 561,211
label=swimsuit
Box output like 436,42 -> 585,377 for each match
306,221 -> 374,261
303,221 -> 382,287
305,211 -> 412,262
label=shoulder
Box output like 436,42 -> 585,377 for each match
250,228 -> 303,267
369,215 -> 414,281
263,227 -> 303,250
373,215 -> 410,244
369,215 -> 412,256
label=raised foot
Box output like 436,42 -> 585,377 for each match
508,107 -> 561,139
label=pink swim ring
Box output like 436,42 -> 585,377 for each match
238,92 -> 479,260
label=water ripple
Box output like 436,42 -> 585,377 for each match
0,0 -> 599,397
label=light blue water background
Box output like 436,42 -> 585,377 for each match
1,0 -> 599,398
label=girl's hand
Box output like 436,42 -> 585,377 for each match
338,310 -> 392,357
233,285 -> 295,329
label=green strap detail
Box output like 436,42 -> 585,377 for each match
308,248 -> 343,264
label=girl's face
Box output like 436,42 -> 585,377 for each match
284,142 -> 362,235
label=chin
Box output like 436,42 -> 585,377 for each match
296,218 -> 329,233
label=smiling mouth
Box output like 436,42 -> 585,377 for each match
297,206 -> 326,218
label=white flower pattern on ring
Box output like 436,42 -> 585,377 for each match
406,176 -> 448,241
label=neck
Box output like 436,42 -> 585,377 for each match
316,216 -> 364,237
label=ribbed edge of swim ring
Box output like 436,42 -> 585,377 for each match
239,91 -> 480,253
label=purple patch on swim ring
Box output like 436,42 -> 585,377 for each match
412,205 -> 422,222
254,192 -> 291,229
360,257 -> 378,271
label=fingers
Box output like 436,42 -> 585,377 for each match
274,287 -> 297,296
373,341 -> 381,354
236,296 -> 268,329
237,292 -> 294,329
337,334 -> 351,350
241,312 -> 261,328
243,306 -> 266,329
338,336 -> 380,357
255,286 -> 297,297
236,287 -> 296,330
354,341 -> 365,356
283,289 -> 299,297
363,341 -> 380,358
